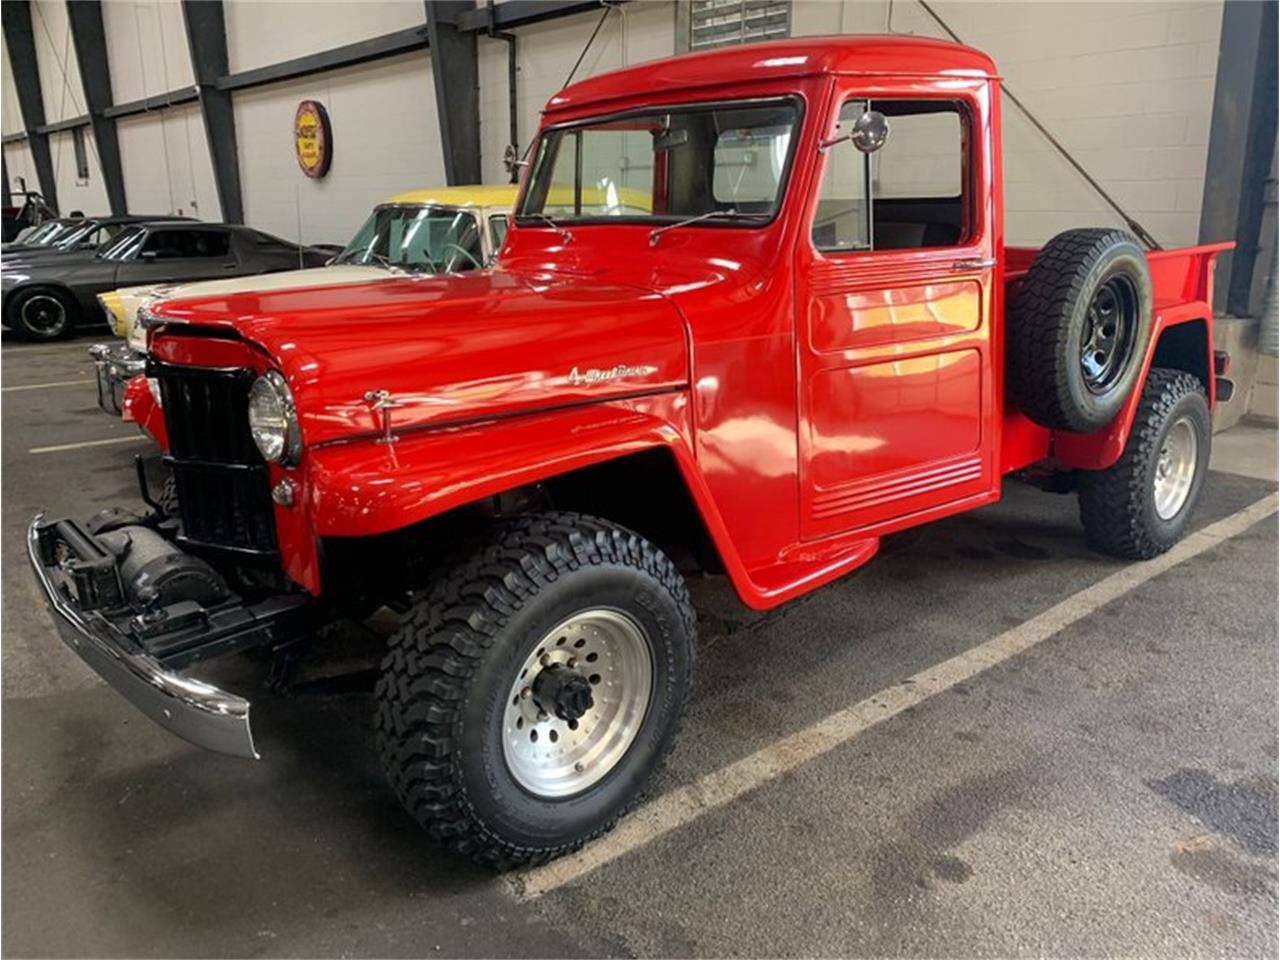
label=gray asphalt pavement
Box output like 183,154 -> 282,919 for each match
3,337 -> 1276,958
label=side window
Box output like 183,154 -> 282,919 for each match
813,99 -> 968,253
488,214 -> 509,249
142,229 -> 231,259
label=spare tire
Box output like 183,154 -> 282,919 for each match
1007,228 -> 1153,432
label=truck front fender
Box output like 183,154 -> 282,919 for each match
306,392 -> 703,539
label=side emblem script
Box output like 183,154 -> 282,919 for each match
568,364 -> 659,386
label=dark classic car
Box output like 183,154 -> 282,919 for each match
2,221 -> 332,340
2,215 -> 192,261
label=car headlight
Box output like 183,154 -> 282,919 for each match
247,370 -> 300,465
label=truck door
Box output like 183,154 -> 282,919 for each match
796,85 -> 998,540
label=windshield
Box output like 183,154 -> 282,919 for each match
335,205 -> 484,272
23,221 -> 73,246
519,98 -> 800,224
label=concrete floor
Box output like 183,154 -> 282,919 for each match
3,336 -> 1277,958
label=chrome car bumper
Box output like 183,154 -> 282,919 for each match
88,343 -> 145,416
27,513 -> 259,759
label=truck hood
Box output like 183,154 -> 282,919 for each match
117,264 -> 391,351
150,268 -> 689,446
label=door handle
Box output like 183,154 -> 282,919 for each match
953,258 -> 997,271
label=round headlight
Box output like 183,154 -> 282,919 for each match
248,370 -> 300,465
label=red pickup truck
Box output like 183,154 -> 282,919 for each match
30,36 -> 1232,869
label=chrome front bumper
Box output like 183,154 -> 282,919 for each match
27,513 -> 259,759
88,343 -> 145,416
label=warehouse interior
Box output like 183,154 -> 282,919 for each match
1,1 -> 1277,957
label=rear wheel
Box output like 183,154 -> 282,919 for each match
1078,368 -> 1211,559
6,286 -> 78,341
374,512 -> 696,869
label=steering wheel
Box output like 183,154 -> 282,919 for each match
439,242 -> 483,272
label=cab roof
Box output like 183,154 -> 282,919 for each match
382,185 -> 520,209
548,35 -> 997,114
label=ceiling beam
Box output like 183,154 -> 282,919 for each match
66,0 -> 127,215
425,1 -> 481,185
180,0 -> 243,223
2,0 -> 58,210
453,1 -> 612,33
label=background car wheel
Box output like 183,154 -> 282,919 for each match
1008,228 -> 1153,432
374,511 -> 697,869
1077,368 -> 1211,559
6,286 -> 79,341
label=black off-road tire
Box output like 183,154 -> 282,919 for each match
1008,228 -> 1153,432
1078,369 -> 1211,559
5,285 -> 79,341
374,512 -> 697,869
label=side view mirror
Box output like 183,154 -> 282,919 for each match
821,109 -> 891,155
850,110 -> 890,153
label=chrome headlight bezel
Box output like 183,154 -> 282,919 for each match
247,370 -> 301,466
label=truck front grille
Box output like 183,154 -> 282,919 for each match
153,361 -> 277,556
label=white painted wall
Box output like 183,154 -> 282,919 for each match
48,128 -> 110,215
231,51 -> 446,245
2,35 -> 25,136
224,0 -> 426,73
116,104 -> 220,219
102,0 -> 193,105
30,0 -> 85,124
3,139 -> 37,196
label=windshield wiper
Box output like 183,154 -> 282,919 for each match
648,210 -> 769,247
515,212 -> 572,244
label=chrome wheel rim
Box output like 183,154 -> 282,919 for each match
502,608 -> 652,798
1080,276 -> 1138,394
21,295 -> 65,334
1153,416 -> 1198,520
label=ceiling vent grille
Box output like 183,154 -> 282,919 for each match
689,0 -> 791,51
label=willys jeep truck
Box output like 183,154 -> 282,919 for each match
29,37 -> 1233,869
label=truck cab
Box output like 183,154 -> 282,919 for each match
29,36 -> 1229,870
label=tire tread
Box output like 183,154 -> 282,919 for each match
373,511 -> 696,869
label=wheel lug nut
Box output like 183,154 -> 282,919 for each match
520,687 -> 532,699
567,657 -> 578,669
539,654 -> 551,667
574,762 -> 585,773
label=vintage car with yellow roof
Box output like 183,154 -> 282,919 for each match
90,185 -> 519,415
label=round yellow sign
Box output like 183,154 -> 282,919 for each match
294,100 -> 332,179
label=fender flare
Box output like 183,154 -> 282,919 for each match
300,395 -> 770,605
1054,304 -> 1213,470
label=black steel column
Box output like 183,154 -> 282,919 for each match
425,1 -> 481,185
2,0 -> 58,210
1199,0 -> 1279,317
2,151 -> 11,208
66,0 -> 127,215
180,0 -> 243,223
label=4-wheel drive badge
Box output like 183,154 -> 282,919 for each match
568,364 -> 659,386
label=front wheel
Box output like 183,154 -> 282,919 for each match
375,512 -> 696,869
1078,368 -> 1211,559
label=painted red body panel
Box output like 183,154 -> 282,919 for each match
145,37 -> 1231,609
121,374 -> 167,452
